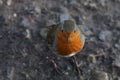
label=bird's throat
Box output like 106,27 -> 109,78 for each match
57,33 -> 83,56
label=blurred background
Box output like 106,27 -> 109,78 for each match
0,0 -> 120,80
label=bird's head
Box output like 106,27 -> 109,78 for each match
57,20 -> 80,42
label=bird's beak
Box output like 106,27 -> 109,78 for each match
67,37 -> 71,42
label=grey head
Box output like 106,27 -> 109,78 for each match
61,20 -> 77,33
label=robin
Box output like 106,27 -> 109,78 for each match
40,14 -> 86,77
46,15 -> 85,57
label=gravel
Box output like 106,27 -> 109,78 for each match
0,0 -> 120,80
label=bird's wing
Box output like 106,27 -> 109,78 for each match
78,26 -> 86,49
80,34 -> 86,47
46,24 -> 57,46
46,13 -> 71,50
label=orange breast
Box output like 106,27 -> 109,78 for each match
56,31 -> 83,56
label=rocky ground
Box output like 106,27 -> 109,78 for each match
0,0 -> 120,80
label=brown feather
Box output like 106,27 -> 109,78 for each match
56,30 -> 83,56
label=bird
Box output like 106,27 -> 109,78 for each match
40,13 -> 86,77
46,14 -> 86,57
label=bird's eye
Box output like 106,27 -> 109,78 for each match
74,30 -> 76,33
61,30 -> 64,33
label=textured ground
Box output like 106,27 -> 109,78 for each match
0,0 -> 120,80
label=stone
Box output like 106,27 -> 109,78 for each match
85,30 -> 93,36
7,0 -> 12,6
0,0 -> 3,5
0,35 -> 2,39
99,0 -> 106,7
67,0 -> 77,5
24,5 -> 41,15
88,54 -> 96,63
99,30 -> 112,42
113,54 -> 120,68
60,13 -> 71,22
19,17 -> 30,27
7,67 -> 15,80
46,20 -> 56,27
83,2 -> 97,9
89,3 -> 97,9
114,44 -> 120,49
13,13 -> 17,18
90,71 -> 109,80
116,21 -> 120,28
118,77 -> 120,80
25,29 -> 31,39
40,28 -> 49,39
